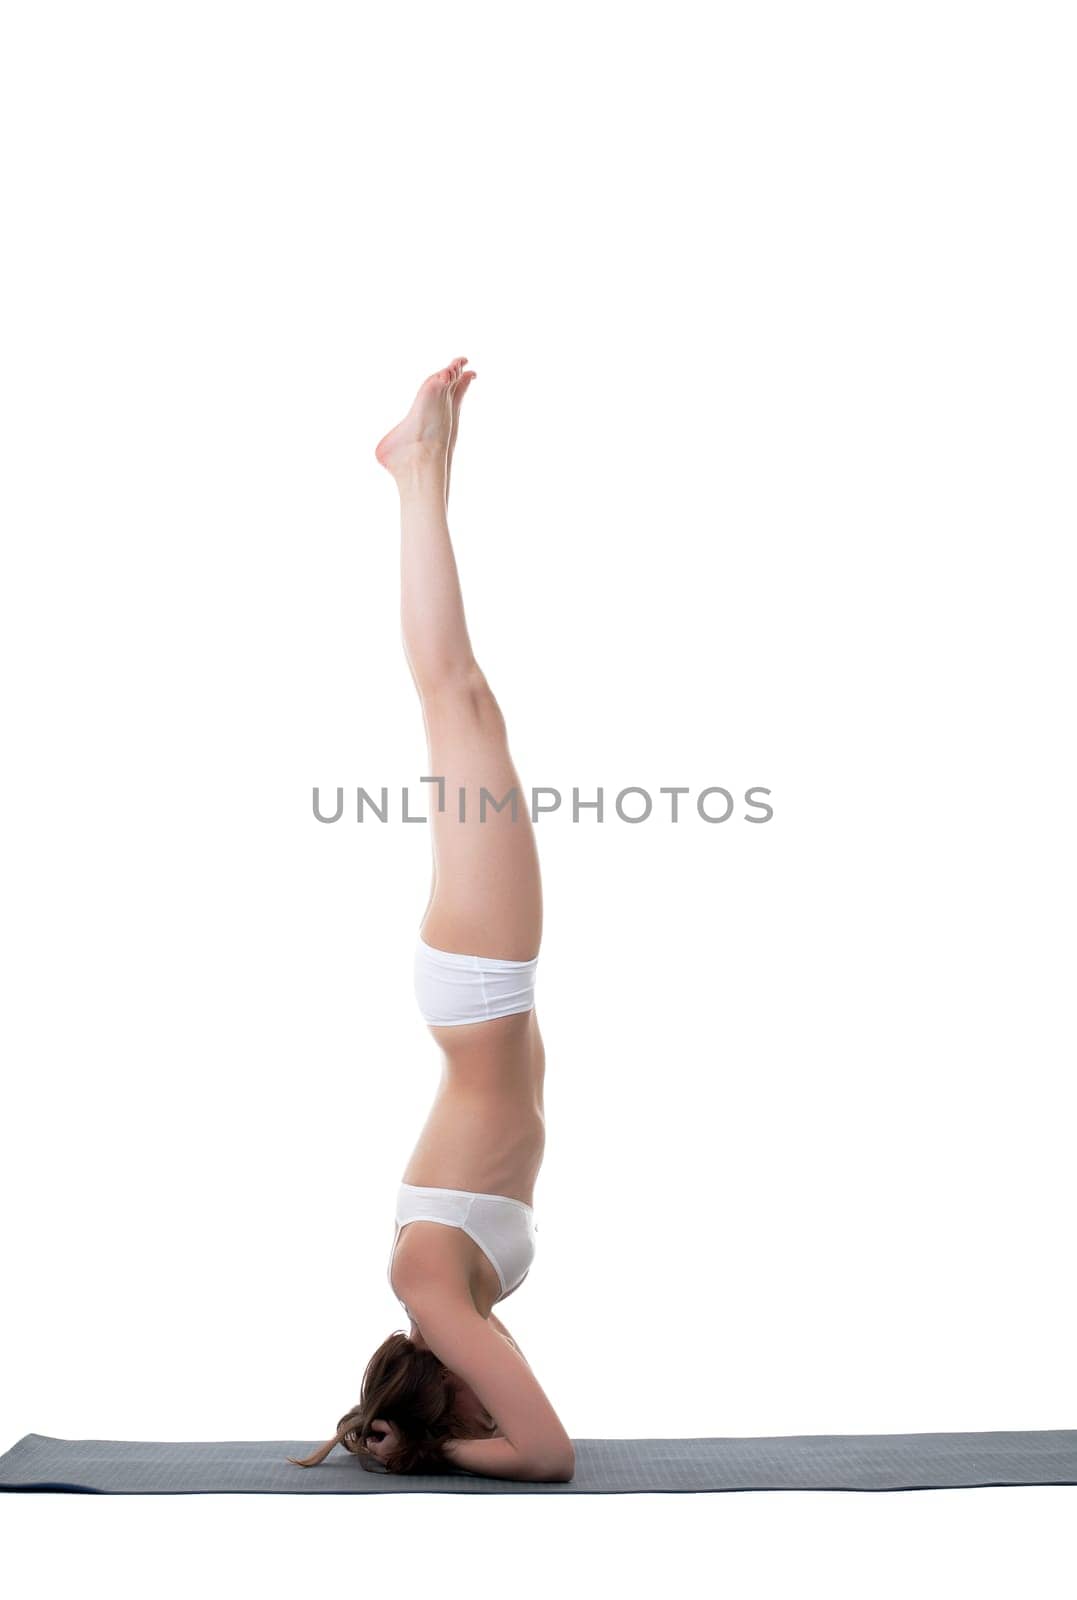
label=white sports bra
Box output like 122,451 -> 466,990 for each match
388,1182 -> 537,1311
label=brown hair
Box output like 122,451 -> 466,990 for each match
287,1330 -> 470,1475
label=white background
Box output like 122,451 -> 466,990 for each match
1,2 -> 1074,1595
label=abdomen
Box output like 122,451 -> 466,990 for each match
402,1010 -> 546,1202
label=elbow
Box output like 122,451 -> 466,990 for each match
530,1444 -> 575,1483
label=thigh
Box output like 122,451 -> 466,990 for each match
419,677 -> 542,961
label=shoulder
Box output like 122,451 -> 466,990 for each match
404,1281 -> 498,1364
390,1220 -> 470,1299
391,1220 -> 502,1314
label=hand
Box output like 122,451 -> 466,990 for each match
362,1419 -> 402,1465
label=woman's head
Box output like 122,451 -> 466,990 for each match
288,1330 -> 479,1475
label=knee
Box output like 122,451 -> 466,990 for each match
423,663 -> 505,731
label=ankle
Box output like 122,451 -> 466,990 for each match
393,448 -> 447,497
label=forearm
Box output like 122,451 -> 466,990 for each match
442,1436 -> 573,1483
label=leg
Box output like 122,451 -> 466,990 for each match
375,359 -> 542,962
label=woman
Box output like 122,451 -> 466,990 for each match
290,358 -> 574,1482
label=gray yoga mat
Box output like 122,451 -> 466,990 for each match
2,1430 -> 1076,1494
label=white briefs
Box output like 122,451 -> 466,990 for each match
413,936 -> 539,1027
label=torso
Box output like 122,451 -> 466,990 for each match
391,1008 -> 545,1316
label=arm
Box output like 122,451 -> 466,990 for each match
442,1435 -> 573,1482
408,1286 -> 574,1482
361,1422 -> 572,1481
487,1311 -> 529,1367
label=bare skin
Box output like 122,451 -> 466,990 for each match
363,360 -> 569,1480
374,354 -> 475,496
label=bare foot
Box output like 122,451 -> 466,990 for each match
447,365 -> 476,501
375,357 -> 474,481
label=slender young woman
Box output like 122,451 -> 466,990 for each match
290,358 -> 573,1482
